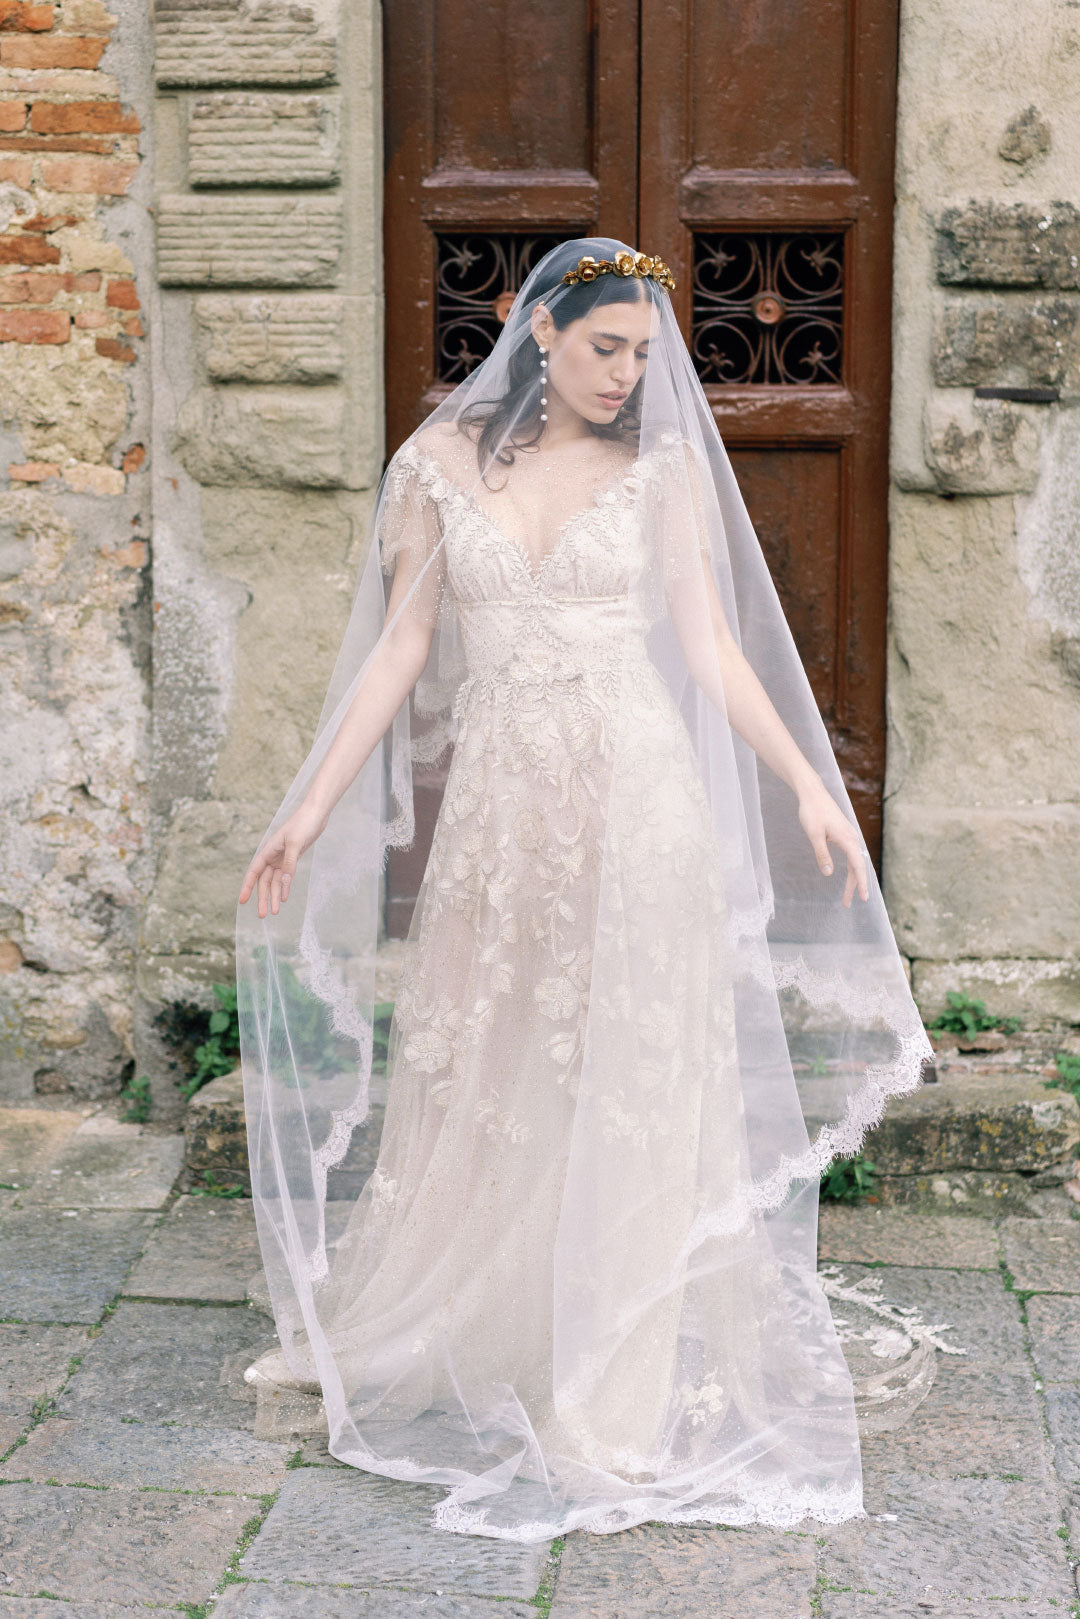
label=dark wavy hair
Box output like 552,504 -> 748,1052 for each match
458,241 -> 665,478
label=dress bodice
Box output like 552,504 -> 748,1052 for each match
384,436 -> 666,694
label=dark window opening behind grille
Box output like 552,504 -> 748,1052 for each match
692,232 -> 845,386
435,233 -> 564,383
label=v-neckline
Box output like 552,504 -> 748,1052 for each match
412,442 -> 646,590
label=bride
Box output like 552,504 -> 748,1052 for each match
236,237 -> 933,1541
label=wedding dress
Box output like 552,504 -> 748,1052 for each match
236,238 -> 933,1541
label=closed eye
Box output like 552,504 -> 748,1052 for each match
592,345 -> 649,360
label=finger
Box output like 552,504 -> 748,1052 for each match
810,830 -> 833,877
834,830 -> 869,905
843,838 -> 869,903
238,854 -> 265,905
279,841 -> 300,905
257,862 -> 274,920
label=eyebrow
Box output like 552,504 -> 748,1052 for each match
592,331 -> 652,346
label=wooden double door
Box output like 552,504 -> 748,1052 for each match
383,0 -> 899,935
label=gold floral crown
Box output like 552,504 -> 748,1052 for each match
561,249 -> 676,293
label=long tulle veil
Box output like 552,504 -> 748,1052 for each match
235,236 -> 934,1539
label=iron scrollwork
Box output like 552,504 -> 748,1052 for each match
436,234 -> 563,382
692,232 -> 845,386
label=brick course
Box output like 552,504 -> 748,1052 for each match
0,305 -> 68,340
30,99 -> 139,133
0,37 -> 106,69
0,1 -> 55,30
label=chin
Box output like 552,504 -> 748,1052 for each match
578,403 -> 626,426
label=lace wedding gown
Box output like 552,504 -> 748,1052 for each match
264,428 -> 865,1538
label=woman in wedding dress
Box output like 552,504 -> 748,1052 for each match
236,237 -> 933,1541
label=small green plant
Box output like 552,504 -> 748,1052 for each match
820,1153 -> 878,1204
176,981 -> 242,1101
119,1072 -> 152,1123
190,1170 -> 247,1199
372,1000 -> 395,1076
928,990 -> 1021,1041
1045,1050 -> 1080,1106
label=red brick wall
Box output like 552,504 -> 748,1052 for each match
0,0 -> 144,493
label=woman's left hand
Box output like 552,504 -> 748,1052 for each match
797,778 -> 869,908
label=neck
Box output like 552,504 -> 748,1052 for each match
537,387 -> 593,447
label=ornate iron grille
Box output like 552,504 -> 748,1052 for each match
435,233 -> 564,382
691,232 -> 845,386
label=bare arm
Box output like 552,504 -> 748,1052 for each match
668,553 -> 869,907
239,525 -> 443,919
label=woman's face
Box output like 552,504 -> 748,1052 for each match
536,290 -> 655,427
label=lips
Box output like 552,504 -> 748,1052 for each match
597,393 -> 627,408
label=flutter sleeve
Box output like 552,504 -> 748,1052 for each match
378,438 -> 445,582
648,432 -> 718,596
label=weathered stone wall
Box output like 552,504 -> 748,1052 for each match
0,0 -> 153,1099
140,0 -> 384,1119
884,0 -> 1080,1026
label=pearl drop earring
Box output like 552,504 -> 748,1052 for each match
538,344 -> 548,423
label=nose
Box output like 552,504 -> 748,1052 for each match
610,354 -> 636,389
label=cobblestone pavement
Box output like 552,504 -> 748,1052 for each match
1,1101 -> 1079,1618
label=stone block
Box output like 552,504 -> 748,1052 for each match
857,1365 -> 1050,1481
122,1193 -> 260,1301
57,1299 -> 277,1429
184,1068 -> 250,1191
817,1206 -> 999,1270
19,1113 -> 184,1209
933,294 -> 1080,389
170,384 -> 349,486
820,1598 -> 1070,1619
823,1264 -> 1027,1379
1000,1215 -> 1080,1292
156,194 -> 343,286
184,1065 -> 386,1201
911,957 -> 1080,1032
883,803 -> 1080,962
818,1474 -> 1071,1603
1,1414 -> 294,1493
195,294 -> 344,381
215,1588 -> 539,1619
860,1069 -> 1080,1176
935,201 -> 1080,290
0,1601 -> 186,1618
238,1466 -> 550,1596
0,1320 -> 87,1448
1045,1387 -> 1080,1482
0,1480 -> 251,1608
922,393 -> 1041,493
867,1170 -> 1045,1217
1026,1293 -> 1080,1384
0,1209 -> 156,1323
0,1103 -> 86,1186
156,0 -> 338,88
188,93 -> 340,187
550,1524 -> 816,1619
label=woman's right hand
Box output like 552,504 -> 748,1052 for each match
238,800 -> 329,918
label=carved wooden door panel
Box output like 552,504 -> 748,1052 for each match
639,0 -> 899,861
382,0 -> 898,934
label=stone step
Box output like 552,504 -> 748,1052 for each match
183,1066 -> 385,1197
185,1063 -> 1080,1217
861,1068 -> 1080,1215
